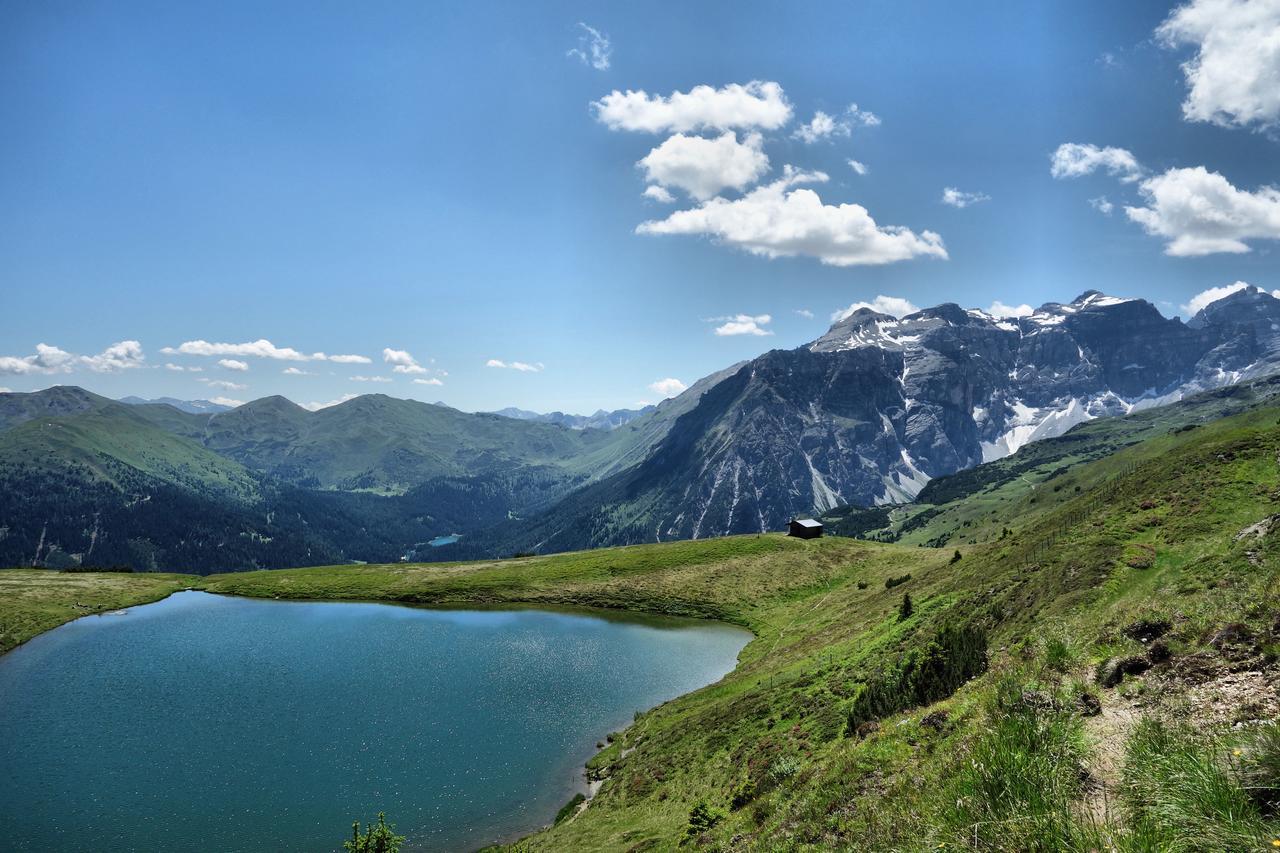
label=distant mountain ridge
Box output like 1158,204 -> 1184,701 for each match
119,395 -> 232,414
4,288 -> 1280,569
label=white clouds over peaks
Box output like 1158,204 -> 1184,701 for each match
638,168 -> 947,266
413,377 -> 444,386
209,396 -> 245,408
1124,166 -> 1280,255
382,347 -> 427,374
648,378 -> 687,398
1157,0 -> 1280,130
486,359 -> 544,372
832,295 -> 920,321
986,301 -> 1035,318
218,358 -> 249,371
710,314 -> 773,336
160,339 -> 370,364
300,394 -> 358,412
941,187 -> 991,208
0,341 -> 144,375
638,132 -> 769,200
593,81 -> 792,134
567,22 -> 611,71
1050,143 -> 1144,182
1180,281 -> 1254,315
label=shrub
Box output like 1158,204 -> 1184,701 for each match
846,624 -> 987,731
885,573 -> 912,589
950,549 -> 962,564
898,593 -> 914,621
554,793 -> 586,824
682,801 -> 723,845
343,813 -> 405,853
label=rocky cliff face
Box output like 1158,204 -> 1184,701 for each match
544,287 -> 1280,546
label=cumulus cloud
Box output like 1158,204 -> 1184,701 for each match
649,377 -> 688,397
1124,166 -> 1280,255
350,375 -> 392,383
209,396 -> 245,408
1089,196 -> 1115,215
1157,0 -> 1280,130
710,314 -> 773,336
592,81 -> 792,134
0,341 -> 145,375
566,22 -> 612,70
413,377 -> 444,386
218,358 -> 249,372
281,367 -> 312,376
165,363 -> 202,372
643,185 -> 675,203
202,379 -> 247,391
638,132 -> 769,200
941,187 -> 991,208
832,295 -> 921,321
792,104 -> 879,144
486,359 -> 544,372
1050,143 -> 1144,182
638,168 -> 947,267
794,308 -> 815,319
300,393 -> 358,412
160,339 -> 369,363
1178,281 -> 1280,315
847,159 -> 869,176
382,347 -> 428,374
987,301 -> 1035,318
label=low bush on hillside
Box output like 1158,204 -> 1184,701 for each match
846,624 -> 987,732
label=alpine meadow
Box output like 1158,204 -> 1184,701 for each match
2,2 -> 1279,851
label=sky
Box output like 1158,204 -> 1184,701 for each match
1,0 -> 1278,413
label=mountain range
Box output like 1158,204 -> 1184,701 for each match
4,286 -> 1279,571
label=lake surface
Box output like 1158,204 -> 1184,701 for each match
0,591 -> 749,852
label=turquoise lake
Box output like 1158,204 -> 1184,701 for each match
0,591 -> 749,851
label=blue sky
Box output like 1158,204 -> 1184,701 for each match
2,0 -> 1277,412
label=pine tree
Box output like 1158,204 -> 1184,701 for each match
898,592 -> 914,621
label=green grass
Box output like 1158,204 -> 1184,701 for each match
0,569 -> 196,653
3,398 -> 1280,850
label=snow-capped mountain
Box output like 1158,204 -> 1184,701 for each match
505,287 -> 1280,552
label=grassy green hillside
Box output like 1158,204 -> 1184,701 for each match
4,398 -> 1278,850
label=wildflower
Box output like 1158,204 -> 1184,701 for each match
1232,748 -> 1242,756
1271,840 -> 1280,848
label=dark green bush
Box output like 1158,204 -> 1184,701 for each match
846,624 -> 987,731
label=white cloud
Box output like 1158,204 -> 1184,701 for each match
567,22 -> 612,71
941,187 -> 991,208
649,377 -> 687,398
638,132 -> 769,201
351,375 -> 392,383
1050,143 -> 1144,182
218,358 -> 249,372
847,159 -> 869,176
792,104 -> 879,144
382,347 -> 428,374
281,367 -> 312,375
643,185 -> 675,203
160,338 -> 369,363
300,393 -> 358,412
0,387 -> 10,393
832,295 -> 921,321
202,379 -> 247,391
413,377 -> 444,386
987,300 -> 1035,318
209,396 -> 245,408
1180,280 -> 1257,315
0,341 -> 144,375
711,313 -> 773,336
1089,196 -> 1115,215
1157,0 -> 1280,130
486,359 -> 544,372
1124,166 -> 1280,255
638,167 -> 947,267
165,362 -> 203,372
794,308 -> 815,319
592,81 -> 792,134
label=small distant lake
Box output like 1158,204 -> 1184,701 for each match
0,592 -> 748,852
427,534 -> 459,547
